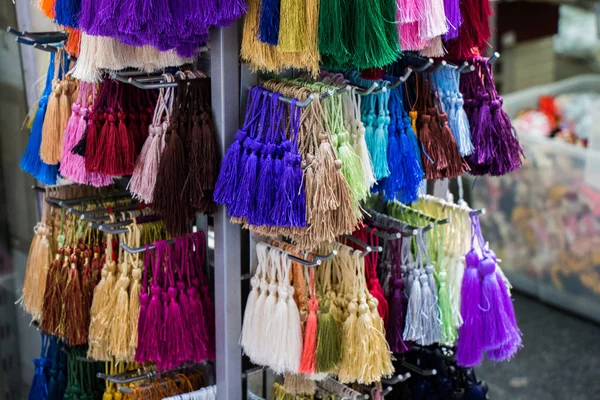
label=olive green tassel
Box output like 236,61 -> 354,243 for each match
316,300 -> 342,373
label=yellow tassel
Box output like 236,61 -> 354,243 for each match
278,0 -> 307,53
369,297 -> 394,380
337,300 -> 358,382
110,264 -> 131,361
128,262 -> 142,359
88,260 -> 117,360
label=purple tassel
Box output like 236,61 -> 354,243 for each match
273,152 -> 296,227
456,249 -> 484,367
478,256 -> 513,352
250,144 -> 275,226
386,278 -> 410,353
230,140 -> 261,218
443,0 -> 462,40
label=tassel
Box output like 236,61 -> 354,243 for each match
39,80 -> 62,165
153,130 -> 191,236
240,271 -> 262,356
487,267 -> 522,361
283,374 -> 316,395
446,0 -> 492,58
403,270 -> 422,343
110,268 -> 131,361
456,249 -> 483,367
162,286 -> 186,369
419,0 -> 448,40
242,268 -> 268,363
315,299 -> 341,373
370,95 -> 390,180
298,298 -> 318,374
258,0 -> 281,45
337,131 -> 367,201
368,297 -> 394,382
88,255 -> 117,360
350,108 -> 376,190
39,0 -> 57,18
398,0 -> 422,23
352,0 -> 400,69
255,249 -> 279,365
398,21 -> 428,51
420,36 -> 446,57
40,250 -> 67,335
278,0 -> 306,52
337,300 -> 359,382
230,139 -> 261,219
285,278 -> 303,373
250,145 -> 275,226
437,270 -> 457,344
30,357 -> 49,400
386,278 -> 409,353
478,255 -> 518,353
62,261 -> 87,345
443,0 -> 462,40
318,0 -> 350,68
20,224 -> 51,320
420,268 -> 443,345
128,125 -> 166,203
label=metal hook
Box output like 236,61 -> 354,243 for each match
413,58 -> 434,72
488,52 -> 500,65
381,372 -> 412,385
388,67 -> 413,90
357,82 -> 379,96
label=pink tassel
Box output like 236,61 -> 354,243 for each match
399,21 -> 429,51
398,0 -> 423,23
128,125 -> 165,203
60,83 -> 112,186
419,0 -> 448,40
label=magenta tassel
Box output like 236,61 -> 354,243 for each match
386,278 -> 410,353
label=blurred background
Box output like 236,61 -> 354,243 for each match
1,1 -> 600,399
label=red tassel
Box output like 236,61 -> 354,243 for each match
41,248 -> 70,335
63,258 -> 87,345
298,297 -> 319,374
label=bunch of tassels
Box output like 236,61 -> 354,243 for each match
20,51 -> 69,185
135,231 -> 215,369
215,82 -> 360,251
19,184 -> 97,323
152,72 -> 219,236
461,59 -> 524,176
28,333 -> 68,400
241,0 -> 320,76
63,346 -> 105,399
87,217 -> 167,361
456,213 -> 522,367
241,241 -> 393,384
37,0 -> 246,82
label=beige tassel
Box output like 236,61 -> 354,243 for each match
283,373 -> 316,395
337,299 -> 359,382
19,223 -> 52,320
39,78 -> 61,164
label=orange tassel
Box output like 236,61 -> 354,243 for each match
298,269 -> 318,374
65,28 -> 81,57
39,0 -> 56,18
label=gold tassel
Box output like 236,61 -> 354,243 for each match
111,263 -> 131,361
88,255 -> 117,360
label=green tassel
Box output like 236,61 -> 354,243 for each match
316,301 -> 342,373
318,0 -> 351,68
352,0 -> 401,69
437,270 -> 457,343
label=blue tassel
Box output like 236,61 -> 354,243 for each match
20,54 -> 59,184
258,0 -> 281,45
54,0 -> 81,28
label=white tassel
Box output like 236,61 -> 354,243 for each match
284,258 -> 303,373
421,268 -> 443,345
419,0 -> 448,40
256,247 -> 280,366
72,33 -> 102,83
240,243 -> 268,358
269,253 -> 290,373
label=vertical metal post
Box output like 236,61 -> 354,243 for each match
210,24 -> 242,399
